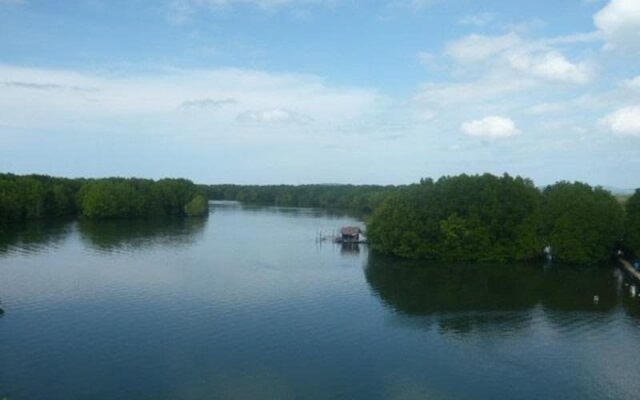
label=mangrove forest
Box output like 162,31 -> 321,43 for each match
1,172 -> 639,265
0,173 -> 209,230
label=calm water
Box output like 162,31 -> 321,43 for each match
1,202 -> 640,400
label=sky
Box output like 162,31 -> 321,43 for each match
0,0 -> 639,187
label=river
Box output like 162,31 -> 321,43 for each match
0,201 -> 639,399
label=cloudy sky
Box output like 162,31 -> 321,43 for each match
1,0 -> 639,186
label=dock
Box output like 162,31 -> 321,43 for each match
333,237 -> 367,244
619,258 -> 640,282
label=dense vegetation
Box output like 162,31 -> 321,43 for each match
539,182 -> 624,264
0,174 -> 208,230
2,172 -> 638,265
184,195 -> 209,217
367,174 -> 627,265
0,174 -> 81,224
201,184 -> 396,215
625,190 -> 640,255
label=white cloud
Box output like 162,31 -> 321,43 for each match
527,95 -> 605,115
415,109 -> 437,122
594,0 -> 640,52
180,98 -> 237,109
445,33 -> 521,63
415,77 -> 534,106
544,31 -> 602,45
1,80 -> 96,92
506,50 -> 593,84
0,65 -> 382,134
528,102 -> 569,114
461,116 -> 519,139
602,106 -> 640,135
444,33 -> 594,84
390,0 -> 440,11
457,12 -> 496,27
172,0 -> 309,9
167,0 -> 330,23
237,108 -> 310,124
627,76 -> 640,90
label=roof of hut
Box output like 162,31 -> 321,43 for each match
341,226 -> 361,236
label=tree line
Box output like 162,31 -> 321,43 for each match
0,174 -> 208,229
2,172 -> 639,265
200,184 -> 397,215
367,174 -> 638,265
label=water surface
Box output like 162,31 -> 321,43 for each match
1,202 -> 639,399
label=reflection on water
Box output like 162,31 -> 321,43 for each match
364,253 -> 640,335
366,253 -> 622,313
0,219 -> 74,257
78,218 -> 207,253
0,205 -> 639,400
340,242 -> 361,256
365,253 -> 640,332
0,217 -> 207,257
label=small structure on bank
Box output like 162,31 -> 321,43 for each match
341,226 -> 361,241
333,226 -> 365,244
316,226 -> 367,244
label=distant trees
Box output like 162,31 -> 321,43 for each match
367,174 -> 627,265
201,184 -> 395,215
0,174 -> 208,229
625,190 -> 640,254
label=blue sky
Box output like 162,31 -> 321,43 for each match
1,0 -> 639,187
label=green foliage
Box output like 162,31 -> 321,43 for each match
624,189 -> 640,254
79,180 -> 151,219
184,195 -> 209,217
200,184 -> 395,216
0,173 -> 206,225
541,182 -> 624,264
0,174 -> 79,229
77,178 -> 206,219
0,172 -> 630,264
367,174 -> 623,265
155,179 -> 200,216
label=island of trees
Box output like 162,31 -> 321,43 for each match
2,172 -> 639,265
203,175 -> 640,265
366,174 -> 634,265
0,174 -> 209,230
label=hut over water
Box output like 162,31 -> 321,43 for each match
340,227 -> 361,242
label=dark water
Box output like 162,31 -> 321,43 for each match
1,202 -> 640,400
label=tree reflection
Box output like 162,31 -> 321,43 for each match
78,217 -> 207,253
365,252 -> 624,335
0,219 -> 74,257
340,243 -> 361,256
